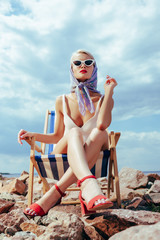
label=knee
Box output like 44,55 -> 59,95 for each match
90,128 -> 109,142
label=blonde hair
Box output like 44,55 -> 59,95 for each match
70,49 -> 95,63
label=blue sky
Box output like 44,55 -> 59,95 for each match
0,0 -> 160,174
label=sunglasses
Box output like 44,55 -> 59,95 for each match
72,59 -> 95,67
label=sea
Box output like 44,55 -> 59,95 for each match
1,173 -> 38,178
1,171 -> 160,178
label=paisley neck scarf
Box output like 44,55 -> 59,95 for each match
70,65 -> 100,116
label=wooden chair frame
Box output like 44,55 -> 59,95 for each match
26,110 -> 121,207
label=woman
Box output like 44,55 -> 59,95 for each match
18,49 -> 117,217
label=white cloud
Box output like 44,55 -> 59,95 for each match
0,153 -> 29,173
117,131 -> 160,171
18,0 -> 75,34
0,0 -> 12,14
0,0 -> 160,173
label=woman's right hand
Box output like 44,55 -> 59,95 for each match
18,129 -> 35,145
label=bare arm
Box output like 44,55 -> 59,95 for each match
97,76 -> 117,130
18,96 -> 65,145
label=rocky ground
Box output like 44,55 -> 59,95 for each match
0,167 -> 160,239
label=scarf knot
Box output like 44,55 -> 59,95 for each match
78,82 -> 84,88
70,65 -> 100,116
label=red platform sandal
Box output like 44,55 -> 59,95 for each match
23,184 -> 66,217
77,175 -> 113,216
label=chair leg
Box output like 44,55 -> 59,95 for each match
113,148 -> 121,207
111,160 -> 114,192
28,160 -> 34,206
107,157 -> 112,198
30,155 -> 50,193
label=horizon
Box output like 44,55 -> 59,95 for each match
1,170 -> 160,177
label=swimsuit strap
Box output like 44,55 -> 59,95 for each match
95,95 -> 103,114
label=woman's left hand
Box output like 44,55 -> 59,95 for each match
104,75 -> 117,92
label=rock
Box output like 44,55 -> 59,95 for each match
0,179 -> 26,195
134,188 -> 148,196
148,193 -> 160,204
36,210 -> 84,240
63,190 -> 79,202
47,202 -> 82,218
145,180 -> 160,204
0,167 -> 160,239
0,199 -> 14,214
0,193 -> 16,202
4,227 -> 16,236
126,197 -> 146,210
147,173 -> 160,183
84,225 -> 103,240
109,209 -> 160,224
84,209 -> 160,239
85,211 -> 135,239
117,186 -> 133,201
0,233 -> 8,240
0,208 -> 29,234
8,231 -> 37,239
112,185 -> 148,202
147,180 -> 160,194
20,222 -> 46,237
18,174 -> 29,183
119,167 -> 148,189
25,177 -> 44,200
20,171 -> 29,176
147,181 -> 153,188
109,221 -> 160,240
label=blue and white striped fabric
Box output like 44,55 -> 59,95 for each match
35,150 -> 110,180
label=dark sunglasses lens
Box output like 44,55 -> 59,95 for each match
73,60 -> 81,66
85,60 -> 93,66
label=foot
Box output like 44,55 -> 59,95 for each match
24,203 -> 45,217
24,184 -> 65,217
81,178 -> 111,207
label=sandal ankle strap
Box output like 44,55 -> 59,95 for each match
55,184 -> 66,197
77,175 -> 96,187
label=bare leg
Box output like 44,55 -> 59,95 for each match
67,127 -> 109,205
67,128 -> 92,178
27,128 -> 109,214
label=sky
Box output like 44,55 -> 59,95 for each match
0,0 -> 160,174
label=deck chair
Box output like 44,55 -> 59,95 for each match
25,110 -> 121,207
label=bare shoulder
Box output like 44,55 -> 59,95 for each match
91,93 -> 103,102
55,95 -> 63,113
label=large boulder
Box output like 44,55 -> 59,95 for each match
88,209 -> 160,239
145,180 -> 160,204
119,167 -> 148,189
110,221 -> 160,240
0,179 -> 26,195
147,173 -> 160,183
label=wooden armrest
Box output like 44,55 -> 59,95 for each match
109,131 -> 121,148
25,138 -> 43,153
